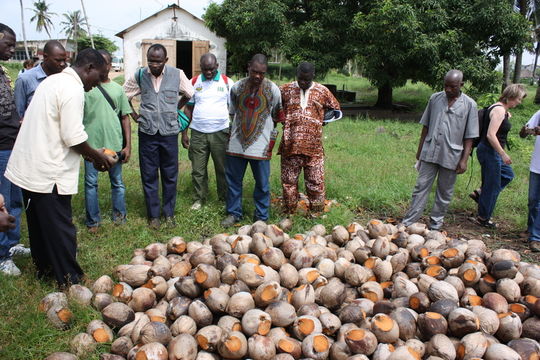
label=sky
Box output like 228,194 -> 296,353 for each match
3,0 -> 222,55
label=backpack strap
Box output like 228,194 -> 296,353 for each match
136,67 -> 143,87
222,74 -> 231,93
97,85 -> 116,113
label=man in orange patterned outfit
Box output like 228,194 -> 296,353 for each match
279,62 -> 340,215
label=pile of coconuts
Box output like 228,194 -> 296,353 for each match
42,219 -> 540,360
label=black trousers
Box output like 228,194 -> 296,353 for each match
22,187 -> 83,286
138,131 -> 179,218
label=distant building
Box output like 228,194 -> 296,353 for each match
14,39 -> 76,61
116,4 -> 227,79
521,63 -> 536,79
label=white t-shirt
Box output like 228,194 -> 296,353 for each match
187,71 -> 233,133
6,67 -> 88,195
526,110 -> 540,174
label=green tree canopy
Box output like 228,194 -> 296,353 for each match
77,34 -> 117,54
355,0 -> 531,107
204,0 -> 287,73
205,0 -> 531,108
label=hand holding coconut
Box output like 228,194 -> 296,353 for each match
93,148 -> 119,171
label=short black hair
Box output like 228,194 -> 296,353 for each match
43,40 -> 65,55
148,44 -> 167,57
250,53 -> 268,66
0,23 -> 15,37
297,62 -> 315,75
98,49 -> 112,63
73,48 -> 106,68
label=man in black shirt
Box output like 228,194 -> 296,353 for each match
0,23 -> 29,276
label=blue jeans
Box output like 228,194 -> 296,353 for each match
528,171 -> 540,242
0,150 -> 22,260
225,155 -> 270,221
84,160 -> 126,227
477,142 -> 514,220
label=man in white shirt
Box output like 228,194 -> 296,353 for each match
182,53 -> 233,210
5,48 -> 114,287
521,112 -> 540,252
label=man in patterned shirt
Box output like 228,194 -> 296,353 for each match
278,62 -> 340,215
0,23 -> 29,276
221,54 -> 281,227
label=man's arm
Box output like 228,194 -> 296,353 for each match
120,114 -> 131,163
13,77 -> 27,119
123,72 -> 141,122
456,138 -> 473,174
71,141 -> 114,171
416,126 -> 429,160
181,104 -> 194,149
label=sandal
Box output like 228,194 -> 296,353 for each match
469,189 -> 480,203
476,217 -> 497,229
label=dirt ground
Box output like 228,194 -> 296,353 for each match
109,70 -> 124,80
402,210 -> 539,264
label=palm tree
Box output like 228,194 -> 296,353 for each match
30,0 -> 55,39
61,10 -> 87,55
19,0 -> 30,59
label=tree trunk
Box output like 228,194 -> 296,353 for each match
532,41 -> 539,86
80,0 -> 94,48
513,0 -> 527,84
513,51 -> 523,84
19,0 -> 30,60
73,20 -> 78,59
502,53 -> 511,91
375,82 -> 393,109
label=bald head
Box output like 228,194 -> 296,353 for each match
43,40 -> 65,55
42,40 -> 67,75
443,69 -> 464,100
200,52 -> 218,80
444,69 -> 463,83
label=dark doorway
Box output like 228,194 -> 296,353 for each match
176,41 -> 192,78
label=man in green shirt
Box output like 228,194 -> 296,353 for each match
83,50 -> 132,233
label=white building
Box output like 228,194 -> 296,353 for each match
116,4 -> 227,80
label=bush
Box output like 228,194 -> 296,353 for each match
267,63 -> 295,80
0,61 -> 22,82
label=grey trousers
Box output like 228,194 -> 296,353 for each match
188,128 -> 228,202
402,160 -> 457,229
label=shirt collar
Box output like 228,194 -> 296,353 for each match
201,70 -> 221,82
64,67 -> 83,87
35,64 -> 48,79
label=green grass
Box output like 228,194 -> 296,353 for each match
0,76 -> 538,358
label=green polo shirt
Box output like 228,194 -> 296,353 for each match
83,81 -> 131,151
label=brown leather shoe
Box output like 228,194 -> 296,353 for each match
529,241 -> 540,252
148,218 -> 160,230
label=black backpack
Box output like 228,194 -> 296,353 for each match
472,104 -> 502,148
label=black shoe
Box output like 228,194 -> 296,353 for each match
476,217 -> 497,229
